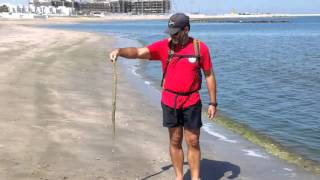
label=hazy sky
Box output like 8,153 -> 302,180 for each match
1,0 -> 320,14
173,0 -> 320,14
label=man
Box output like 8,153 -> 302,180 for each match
109,13 -> 217,180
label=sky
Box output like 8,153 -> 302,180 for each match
1,0 -> 320,14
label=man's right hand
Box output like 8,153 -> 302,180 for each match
109,47 -> 150,62
109,49 -> 119,63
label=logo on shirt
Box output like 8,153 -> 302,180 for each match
168,20 -> 175,26
188,57 -> 197,63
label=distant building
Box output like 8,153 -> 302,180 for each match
31,0 -> 74,7
32,0 -> 52,6
131,0 -> 170,14
28,0 -> 75,15
79,0 -> 170,15
109,0 -> 132,13
79,1 -> 111,14
27,0 -> 170,15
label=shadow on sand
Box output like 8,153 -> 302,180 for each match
141,158 -> 240,180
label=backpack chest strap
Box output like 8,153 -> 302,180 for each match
160,38 -> 201,87
171,54 -> 200,59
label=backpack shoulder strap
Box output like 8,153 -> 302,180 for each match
193,38 -> 201,63
193,39 -> 203,91
161,39 -> 175,87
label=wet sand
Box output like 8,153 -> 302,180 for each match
0,20 -> 319,180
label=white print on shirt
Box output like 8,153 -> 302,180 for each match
188,57 -> 197,63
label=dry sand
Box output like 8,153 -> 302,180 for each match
0,22 -> 173,180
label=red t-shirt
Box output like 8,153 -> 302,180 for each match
147,38 -> 213,109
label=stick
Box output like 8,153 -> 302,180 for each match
112,59 -> 118,150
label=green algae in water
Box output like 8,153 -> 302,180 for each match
205,112 -> 320,175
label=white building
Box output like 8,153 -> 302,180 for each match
28,0 -> 75,16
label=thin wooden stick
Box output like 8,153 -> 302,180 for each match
112,59 -> 118,150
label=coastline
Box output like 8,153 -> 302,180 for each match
0,19 -> 319,179
101,26 -> 320,178
107,21 -> 320,175
116,34 -> 320,178
1,13 -> 320,23
124,34 -> 320,175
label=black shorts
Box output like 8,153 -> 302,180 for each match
161,101 -> 202,129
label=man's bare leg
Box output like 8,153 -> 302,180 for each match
184,128 -> 201,180
169,127 -> 184,180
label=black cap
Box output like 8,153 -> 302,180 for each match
166,13 -> 190,35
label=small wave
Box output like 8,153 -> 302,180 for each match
202,123 -> 237,143
131,66 -> 141,78
242,149 -> 268,159
283,168 -> 293,172
144,81 -> 151,85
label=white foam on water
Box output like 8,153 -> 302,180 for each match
283,168 -> 293,172
131,66 -> 141,78
144,81 -> 151,85
202,123 -> 237,143
242,149 -> 268,159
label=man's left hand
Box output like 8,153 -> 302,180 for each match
207,105 -> 216,120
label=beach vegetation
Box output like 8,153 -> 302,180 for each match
0,5 -> 9,12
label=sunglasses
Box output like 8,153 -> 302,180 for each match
171,29 -> 183,36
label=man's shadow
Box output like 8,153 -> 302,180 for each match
184,158 -> 240,180
141,158 -> 240,180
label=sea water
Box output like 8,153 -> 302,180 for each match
47,16 -> 320,164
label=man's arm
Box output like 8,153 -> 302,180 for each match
109,47 -> 150,62
204,69 -> 217,119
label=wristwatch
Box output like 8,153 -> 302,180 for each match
208,102 -> 218,107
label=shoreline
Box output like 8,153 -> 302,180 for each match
1,13 -> 320,23
43,18 -> 320,175
104,21 -> 320,174
125,37 -> 320,175
108,30 -> 320,175
0,19 -> 319,179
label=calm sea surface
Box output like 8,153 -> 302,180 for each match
47,16 -> 320,163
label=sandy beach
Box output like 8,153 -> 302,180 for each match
0,21 -> 173,179
0,19 -> 319,180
